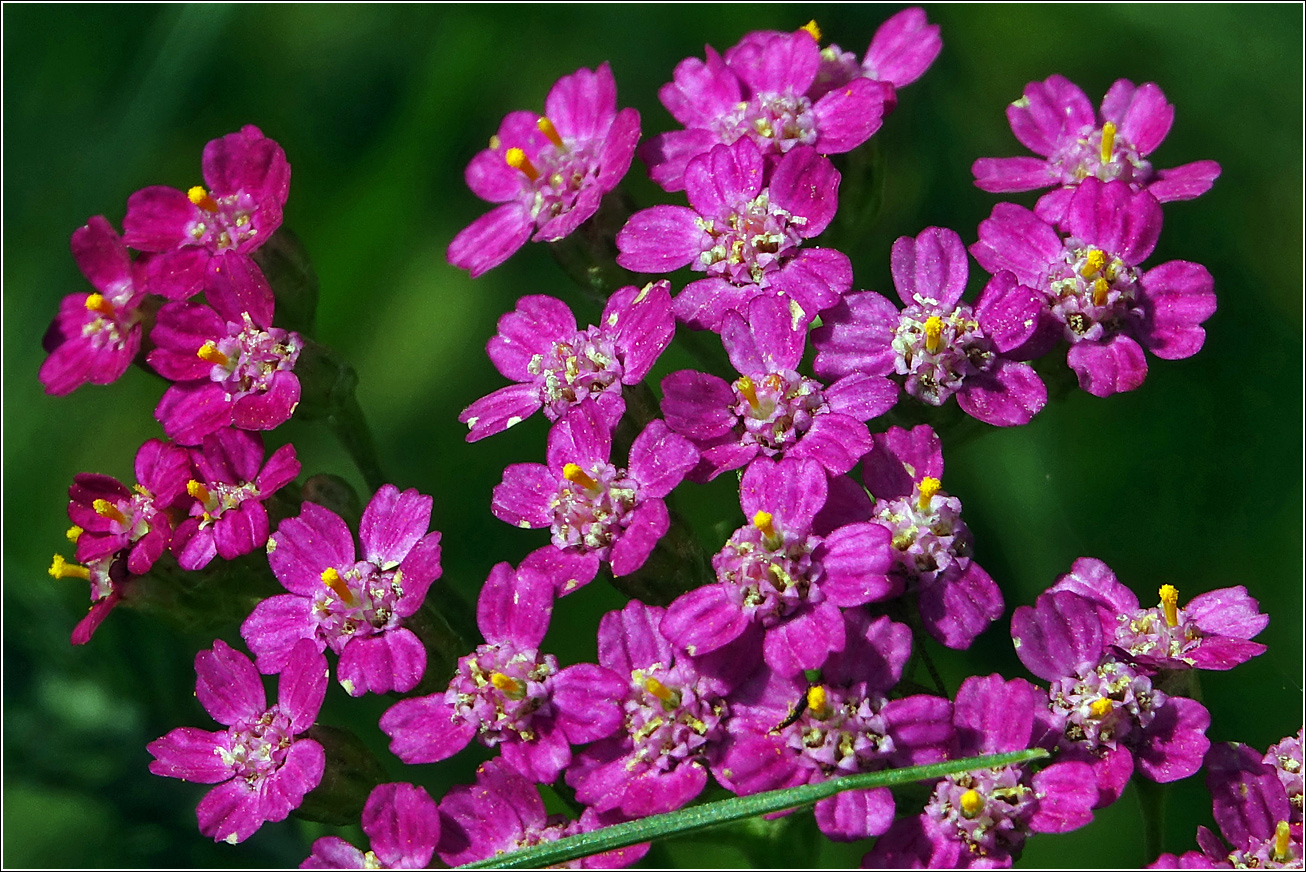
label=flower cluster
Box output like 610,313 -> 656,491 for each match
39,8 -> 1295,872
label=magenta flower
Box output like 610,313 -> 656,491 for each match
661,456 -> 895,676
460,281 -> 674,441
241,484 -> 442,696
379,558 -> 624,784
67,437 -> 190,575
302,782 -> 440,869
448,63 -> 641,277
863,425 -> 1004,650
48,548 -> 133,645
147,638 -> 326,845
40,217 -> 153,396
617,138 -> 851,332
972,75 -> 1221,222
491,406 -> 697,594
662,294 -> 895,481
1266,730 -> 1303,826
812,227 -> 1047,427
438,759 -> 648,868
720,612 -> 953,842
1011,588 -> 1212,807
972,178 -> 1216,397
171,429 -> 300,571
865,674 -> 1097,868
148,254 -> 302,444
566,600 -> 737,818
1151,741 -> 1302,869
1046,557 -> 1269,673
123,125 -> 290,289
640,27 -> 890,191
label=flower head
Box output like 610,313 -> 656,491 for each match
618,139 -> 850,332
124,125 -> 290,290
448,63 -> 641,277
147,638 -> 326,844
460,282 -> 674,441
972,75 -> 1221,221
148,255 -> 302,444
241,484 -> 442,696
302,782 -> 441,869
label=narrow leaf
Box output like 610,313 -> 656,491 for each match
458,747 -> 1048,868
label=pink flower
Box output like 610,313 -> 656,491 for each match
147,639 -> 326,845
460,282 -> 674,441
302,783 -> 441,869
241,484 -> 442,696
124,125 -> 290,291
448,63 -> 641,277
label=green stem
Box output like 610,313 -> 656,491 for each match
327,389 -> 387,494
1134,776 -> 1167,863
458,748 -> 1048,869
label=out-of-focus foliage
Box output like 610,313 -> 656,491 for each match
3,5 -> 1301,868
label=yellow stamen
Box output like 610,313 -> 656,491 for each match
93,499 -> 127,525
752,510 -> 775,538
645,677 -> 676,704
1088,697 -> 1114,719
1159,584 -> 1180,627
196,341 -> 230,367
84,293 -> 115,317
187,185 -> 219,213
537,116 -> 564,149
563,463 -> 598,491
923,315 -> 944,354
65,525 -> 84,543
959,788 -> 985,819
1092,276 -> 1110,307
806,684 -> 829,718
1272,820 -> 1292,862
505,147 -> 539,181
800,19 -> 822,41
1081,249 -> 1107,279
917,477 -> 941,510
187,480 -> 211,504
735,375 -> 760,411
320,567 -> 354,605
1099,121 -> 1116,164
491,672 -> 527,700
49,554 -> 91,581
488,134 -> 501,151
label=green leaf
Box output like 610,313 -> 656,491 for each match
458,747 -> 1049,868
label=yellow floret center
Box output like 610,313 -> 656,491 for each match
505,147 -> 540,181
1100,121 -> 1117,164
563,463 -> 598,491
93,499 -> 127,525
923,315 -> 944,354
187,185 -> 219,213
917,477 -> 942,510
491,672 -> 527,700
537,116 -> 564,149
320,567 -> 355,605
806,684 -> 829,719
752,510 -> 775,539
801,20 -> 822,41
1159,584 -> 1180,627
959,788 -> 985,819
735,375 -> 760,411
49,554 -> 91,581
197,341 -> 230,367
1088,697 -> 1115,719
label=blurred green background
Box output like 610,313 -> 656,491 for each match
4,4 -> 1301,868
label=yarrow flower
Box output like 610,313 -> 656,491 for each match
721,611 -> 953,842
661,294 -> 896,481
972,75 -> 1221,222
437,759 -> 647,868
566,600 -> 738,818
242,484 -> 443,696
379,558 -> 624,784
1012,586 -> 1212,807
148,255 -> 303,444
302,782 -> 441,869
460,281 -> 674,441
812,226 -> 1047,427
971,177 -> 1216,397
862,424 -> 1004,649
639,24 -> 896,191
491,405 -> 697,594
617,138 -> 850,332
147,638 -> 326,845
1151,740 -> 1303,869
1045,557 -> 1269,673
661,456 -> 895,676
40,217 -> 152,396
124,124 -> 290,289
171,429 -> 300,571
865,674 -> 1096,868
448,62 -> 641,277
